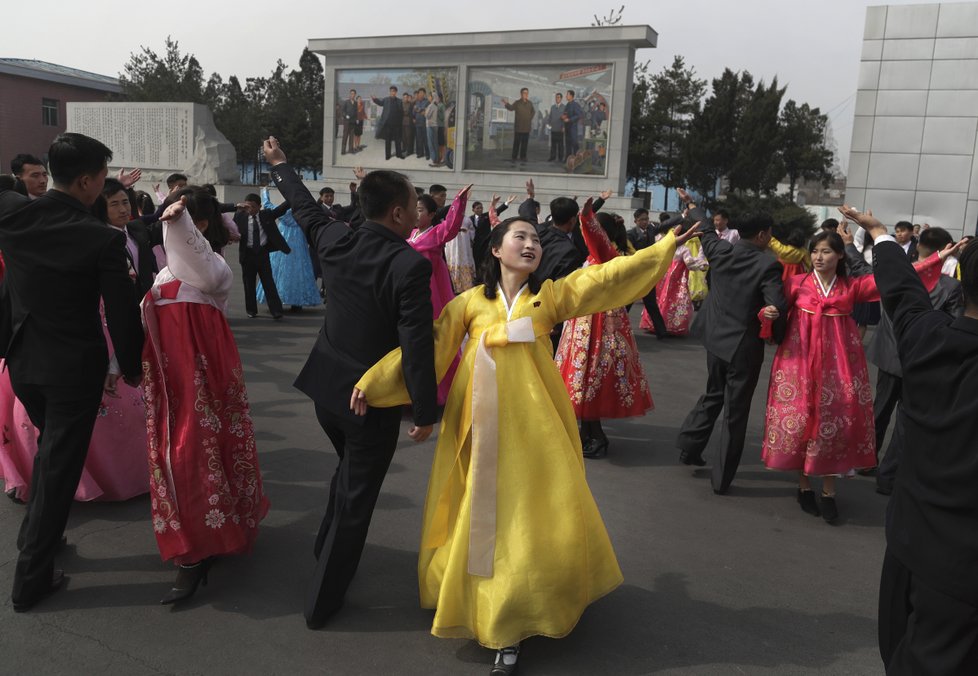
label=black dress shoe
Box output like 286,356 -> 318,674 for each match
272,314 -> 284,321
797,489 -> 821,516
875,483 -> 893,496
247,312 -> 258,318
13,569 -> 66,612
679,449 -> 706,466
820,494 -> 839,524
583,439 -> 608,459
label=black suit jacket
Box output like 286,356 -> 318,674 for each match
875,239 -> 978,604
691,207 -> 787,361
119,219 -> 159,298
0,189 -> 143,384
269,163 -> 436,427
234,202 -> 291,263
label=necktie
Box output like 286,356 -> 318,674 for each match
251,215 -> 261,250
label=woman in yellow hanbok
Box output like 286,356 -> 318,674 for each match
354,202 -> 696,675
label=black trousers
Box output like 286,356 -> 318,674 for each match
384,136 -> 403,160
10,379 -> 103,604
878,406 -> 906,491
306,404 -> 402,625
415,125 -> 428,158
548,131 -> 564,161
641,288 -> 668,337
874,369 -> 902,460
240,248 -> 283,317
879,548 -> 978,674
512,132 -> 529,161
341,122 -> 355,154
676,339 -> 765,493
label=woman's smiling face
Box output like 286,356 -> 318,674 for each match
492,220 -> 541,274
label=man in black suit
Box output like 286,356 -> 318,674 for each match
627,207 -> 669,338
845,225 -> 963,495
263,137 -> 436,629
234,192 -> 291,319
893,221 -> 918,260
0,133 -> 143,612
371,86 -> 405,161
100,177 -> 159,298
838,208 -> 978,675
676,190 -> 786,494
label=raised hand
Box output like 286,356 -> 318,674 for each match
525,178 -> 535,199
838,204 -> 886,240
117,168 -> 142,188
674,221 -> 702,245
505,194 -> 518,206
599,189 -> 613,201
353,166 -> 366,181
940,236 -> 972,261
676,187 -> 692,205
161,195 -> 188,222
839,219 -> 855,246
457,183 -> 474,198
490,193 -> 501,207
263,136 -> 287,166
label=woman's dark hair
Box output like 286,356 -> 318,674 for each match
480,217 -> 542,300
417,194 -> 437,215
595,212 -> 628,255
134,191 -> 155,216
165,186 -> 229,252
809,231 -> 847,278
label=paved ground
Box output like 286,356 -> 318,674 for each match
0,299 -> 889,675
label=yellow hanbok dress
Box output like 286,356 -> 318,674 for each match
357,231 -> 678,649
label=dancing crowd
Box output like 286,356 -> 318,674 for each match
1,131 -> 976,676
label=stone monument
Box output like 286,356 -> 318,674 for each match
846,2 -> 978,238
67,102 -> 238,185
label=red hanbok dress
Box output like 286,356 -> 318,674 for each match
555,204 -> 653,419
640,243 -> 708,336
762,254 -> 943,476
142,209 -> 268,565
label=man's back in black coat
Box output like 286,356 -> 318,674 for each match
0,189 -> 143,384
269,163 -> 436,427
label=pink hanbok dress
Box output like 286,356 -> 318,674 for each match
408,188 -> 468,404
762,253 -> 943,476
640,243 -> 708,336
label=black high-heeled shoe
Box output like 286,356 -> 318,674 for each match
160,558 -> 213,605
583,438 -> 609,459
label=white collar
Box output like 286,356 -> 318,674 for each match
814,274 -> 837,298
498,283 -> 527,320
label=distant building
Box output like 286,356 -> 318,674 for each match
0,58 -> 120,174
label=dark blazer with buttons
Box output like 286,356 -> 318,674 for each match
269,163 -> 437,427
874,239 -> 978,604
234,202 -> 291,264
120,219 -> 159,299
691,206 -> 787,361
0,189 -> 143,384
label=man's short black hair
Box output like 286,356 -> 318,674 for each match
634,208 -> 649,219
319,187 -> 335,196
714,209 -> 729,220
549,197 -> 580,226
735,212 -> 774,239
821,218 -> 839,231
389,85 -> 398,93
520,88 -> 529,94
428,183 -> 447,195
959,239 -> 978,308
918,226 -> 953,252
101,177 -> 127,198
11,153 -> 44,176
359,170 -> 413,220
894,220 -> 914,232
472,201 -> 483,210
166,172 -> 189,188
244,193 -> 261,204
566,89 -> 575,98
659,212 -> 670,224
47,133 -> 112,187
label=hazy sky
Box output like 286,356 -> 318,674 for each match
4,0 -> 936,172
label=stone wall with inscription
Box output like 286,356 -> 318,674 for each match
67,102 -> 238,184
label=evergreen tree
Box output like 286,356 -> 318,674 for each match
778,100 -> 834,201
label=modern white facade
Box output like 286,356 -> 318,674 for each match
847,2 -> 978,238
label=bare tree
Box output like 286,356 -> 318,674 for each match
592,5 -> 626,26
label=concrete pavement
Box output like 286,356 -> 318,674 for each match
0,301 -> 888,675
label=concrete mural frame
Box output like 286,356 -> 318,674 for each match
308,26 -> 657,207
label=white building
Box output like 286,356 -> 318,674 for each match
846,2 -> 978,238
